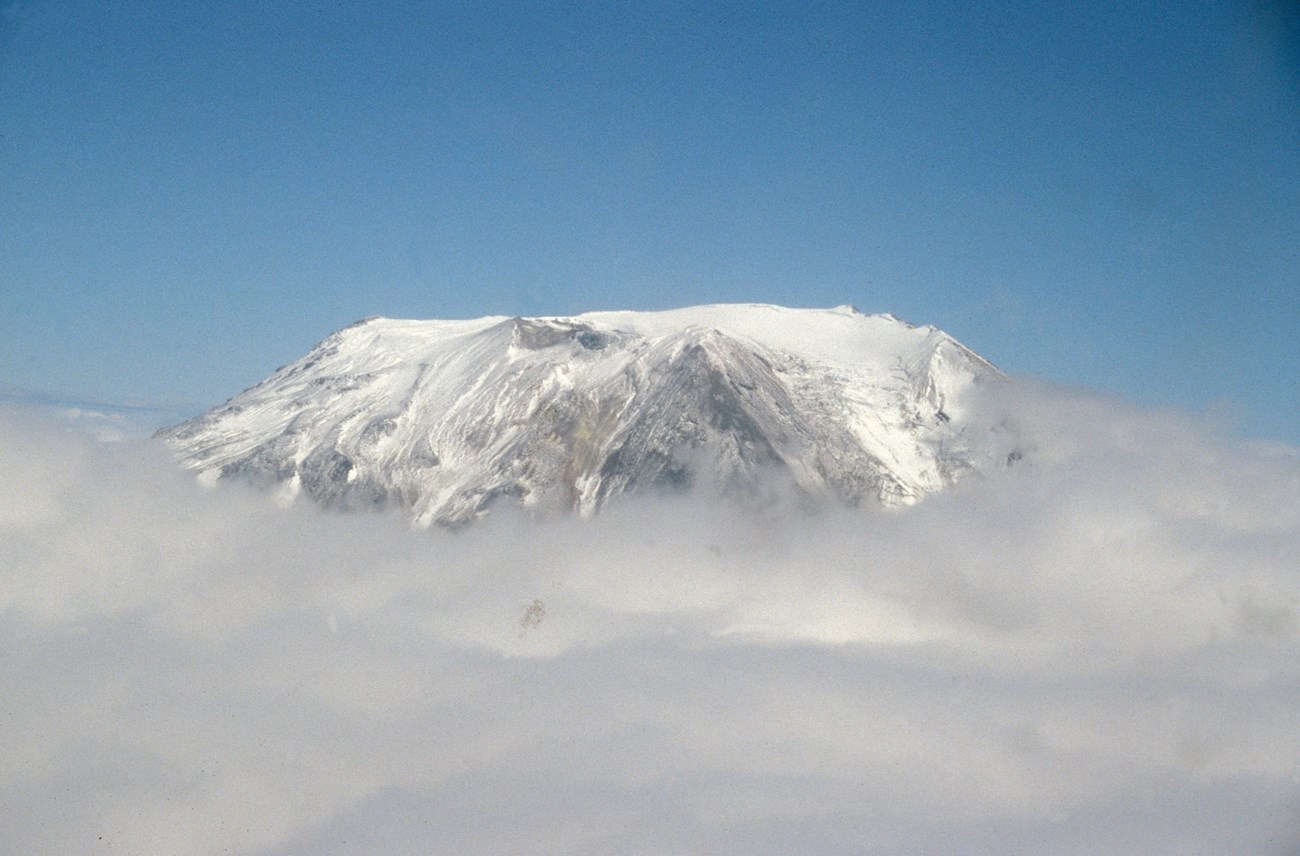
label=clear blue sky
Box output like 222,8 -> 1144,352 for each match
2,0 -> 1297,442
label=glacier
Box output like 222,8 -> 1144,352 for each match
157,303 -> 1012,526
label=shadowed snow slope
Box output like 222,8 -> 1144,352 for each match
157,304 -> 1006,525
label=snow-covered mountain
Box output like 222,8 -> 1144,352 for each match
158,304 -> 1011,526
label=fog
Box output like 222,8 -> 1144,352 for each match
1,384 -> 1297,855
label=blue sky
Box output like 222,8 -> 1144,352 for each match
1,0 -> 1297,442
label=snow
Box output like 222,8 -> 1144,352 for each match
158,304 -> 1009,525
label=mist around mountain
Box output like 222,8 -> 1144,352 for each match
0,387 -> 193,441
3,369 -> 1298,855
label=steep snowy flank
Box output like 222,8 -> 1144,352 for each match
158,304 -> 1008,525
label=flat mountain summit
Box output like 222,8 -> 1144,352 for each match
158,304 -> 1011,526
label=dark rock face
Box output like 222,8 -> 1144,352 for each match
219,436 -> 297,487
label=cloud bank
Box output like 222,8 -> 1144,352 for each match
1,384 -> 1298,855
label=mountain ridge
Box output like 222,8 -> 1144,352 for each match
158,304 -> 1010,526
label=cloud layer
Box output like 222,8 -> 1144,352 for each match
1,385 -> 1298,855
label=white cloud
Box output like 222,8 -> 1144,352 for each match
1,385 -> 1297,855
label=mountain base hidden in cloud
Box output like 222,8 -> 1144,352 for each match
3,385 -> 1299,854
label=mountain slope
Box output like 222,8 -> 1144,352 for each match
158,304 -> 1008,525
